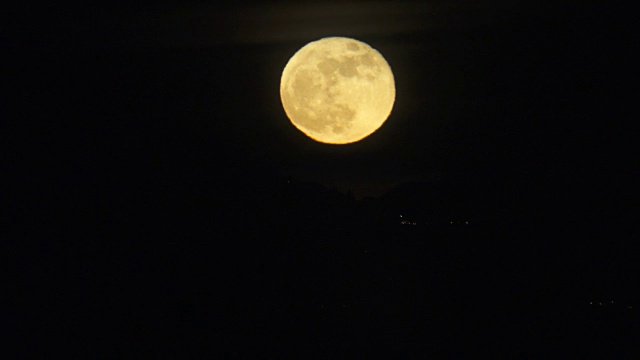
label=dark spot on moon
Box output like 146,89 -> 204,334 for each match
338,60 -> 359,77
347,42 -> 360,51
317,58 -> 340,75
330,104 -> 356,134
292,69 -> 321,102
318,57 -> 359,78
359,53 -> 375,67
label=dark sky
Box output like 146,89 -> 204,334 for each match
5,2 -> 639,353
7,1 -> 635,205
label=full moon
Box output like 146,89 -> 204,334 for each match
280,37 -> 395,144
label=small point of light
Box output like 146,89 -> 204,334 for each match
589,302 -> 593,304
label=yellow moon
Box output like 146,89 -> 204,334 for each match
280,37 -> 395,144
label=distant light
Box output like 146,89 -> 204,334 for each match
465,221 -> 469,225
589,302 -> 593,304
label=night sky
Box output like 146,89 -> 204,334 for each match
6,1 -> 638,356
9,2 -> 635,198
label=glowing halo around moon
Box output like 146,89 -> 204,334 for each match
280,37 -> 395,144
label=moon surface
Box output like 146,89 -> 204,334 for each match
280,37 -> 395,144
